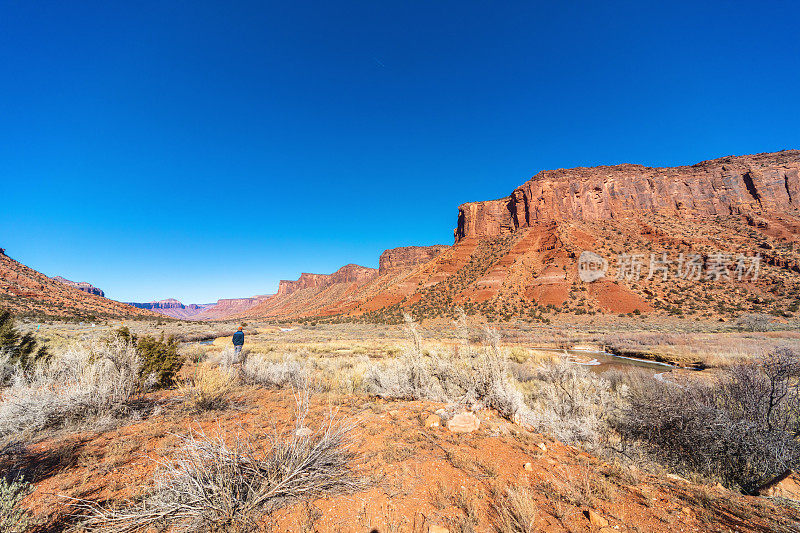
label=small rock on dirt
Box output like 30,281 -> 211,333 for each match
524,462 -> 533,471
537,442 -> 548,453
423,414 -> 441,428
295,427 -> 313,437
447,412 -> 480,433
584,509 -> 609,527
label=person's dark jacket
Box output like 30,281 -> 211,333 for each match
232,331 -> 245,346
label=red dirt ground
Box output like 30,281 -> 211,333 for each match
8,385 -> 799,532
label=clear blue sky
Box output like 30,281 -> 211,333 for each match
1,1 -> 798,303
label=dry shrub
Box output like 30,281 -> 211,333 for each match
521,360 -> 620,447
243,353 -> 372,396
363,314 -> 528,422
0,337 -> 141,437
181,344 -> 208,364
736,313 -> 776,332
179,364 -> 236,411
508,347 -> 530,364
75,391 -> 365,532
215,346 -> 244,367
615,347 -> 800,493
243,354 -> 307,389
0,475 -> 32,533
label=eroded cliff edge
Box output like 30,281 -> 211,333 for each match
455,150 -> 800,242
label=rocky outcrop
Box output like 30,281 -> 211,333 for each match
455,150 -> 800,242
52,276 -> 105,297
378,245 -> 448,275
277,264 -> 378,297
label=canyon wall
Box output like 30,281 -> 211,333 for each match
455,150 -> 800,241
276,264 -> 379,297
378,245 -> 449,275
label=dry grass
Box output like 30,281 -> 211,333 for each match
178,364 -> 236,411
490,483 -> 538,532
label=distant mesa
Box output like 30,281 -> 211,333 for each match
125,296 -> 270,321
126,298 -> 192,311
276,264 -> 379,297
52,276 -> 105,297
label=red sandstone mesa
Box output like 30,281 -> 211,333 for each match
455,150 -> 799,241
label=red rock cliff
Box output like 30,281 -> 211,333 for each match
455,150 -> 800,241
378,245 -> 448,275
277,264 -> 378,297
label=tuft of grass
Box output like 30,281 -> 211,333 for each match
179,364 -> 236,411
490,483 -> 538,532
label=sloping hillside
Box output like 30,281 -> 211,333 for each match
0,250 -> 158,319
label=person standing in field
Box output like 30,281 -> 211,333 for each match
232,326 -> 245,362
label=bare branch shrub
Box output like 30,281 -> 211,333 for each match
615,347 -> 800,493
736,313 -> 775,332
76,397 -> 365,532
521,361 -> 618,447
363,318 -> 528,422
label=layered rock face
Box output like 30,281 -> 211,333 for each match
277,264 -> 379,297
378,246 -> 449,275
52,276 -> 105,297
455,150 -> 800,242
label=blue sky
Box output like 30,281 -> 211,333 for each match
1,1 -> 798,303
